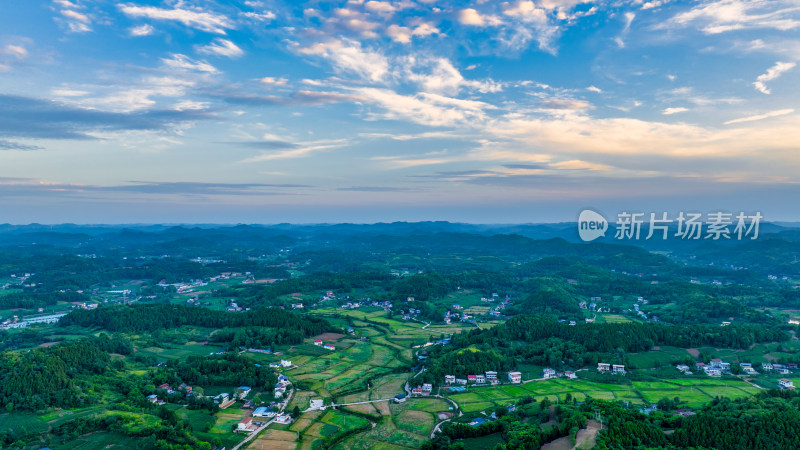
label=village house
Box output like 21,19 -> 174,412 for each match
612,364 -> 626,374
709,359 -> 730,371
508,371 -> 522,383
275,414 -> 292,424
146,394 -> 158,403
467,375 -> 477,383
237,386 -> 251,399
543,368 -> 556,379
237,417 -> 257,432
280,359 -> 292,368
253,407 -> 271,417
444,375 -> 455,384
779,379 -> 795,389
597,363 -> 611,372
564,371 -> 577,379
323,343 -> 335,351
475,375 -> 486,384
314,340 -> 323,346
455,378 -> 468,385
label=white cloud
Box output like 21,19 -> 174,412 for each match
129,24 -> 155,36
364,1 -> 396,15
161,54 -> 219,73
614,12 -> 635,48
457,8 -> 501,26
241,11 -> 276,22
352,87 -> 493,127
586,86 -> 602,93
0,44 -> 27,59
641,0 -> 668,10
753,61 -> 796,94
118,3 -> 234,34
386,25 -> 413,43
261,77 -> 288,86
0,44 -> 29,72
666,0 -> 800,34
298,39 -> 389,83
386,22 -> 439,44
400,56 -> 502,95
58,6 -> 92,33
662,107 -> 689,115
197,38 -> 244,58
52,88 -> 89,97
242,140 -> 348,162
173,100 -> 211,111
724,109 -> 794,125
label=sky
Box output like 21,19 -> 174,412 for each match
0,0 -> 799,224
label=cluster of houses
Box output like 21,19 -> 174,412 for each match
443,371 -> 522,385
273,374 -> 291,398
313,340 -> 336,351
1,312 -> 68,330
597,363 -> 626,374
443,310 -> 473,324
340,299 -> 393,311
690,359 -> 798,377
269,359 -> 293,369
410,383 -> 433,396
542,368 -> 577,380
578,298 -> 600,311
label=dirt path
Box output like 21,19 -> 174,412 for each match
541,419 -> 601,450
574,420 -> 601,449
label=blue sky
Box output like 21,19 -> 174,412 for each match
0,0 -> 799,224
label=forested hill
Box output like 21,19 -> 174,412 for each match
459,315 -> 788,352
60,303 -> 332,336
415,314 -> 790,382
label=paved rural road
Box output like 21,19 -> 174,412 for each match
315,397 -> 394,411
430,417 -> 452,438
232,388 -> 295,450
231,419 -> 273,450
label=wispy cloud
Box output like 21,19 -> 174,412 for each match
54,1 -> 92,33
297,39 -> 389,83
241,139 -> 349,162
161,54 -> 219,73
724,108 -> 794,125
662,107 -> 689,115
753,61 -> 796,94
0,139 -> 43,151
197,38 -> 244,58
0,94 -> 214,140
614,12 -> 635,48
0,179 -> 312,197
129,23 -> 155,36
118,3 -> 234,35
210,89 -> 365,106
665,0 -> 800,34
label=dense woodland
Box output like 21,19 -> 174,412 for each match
418,314 -> 789,381
60,303 -> 332,337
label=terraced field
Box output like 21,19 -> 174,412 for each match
445,377 -> 761,413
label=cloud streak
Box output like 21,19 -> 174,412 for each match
753,61 -> 796,94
